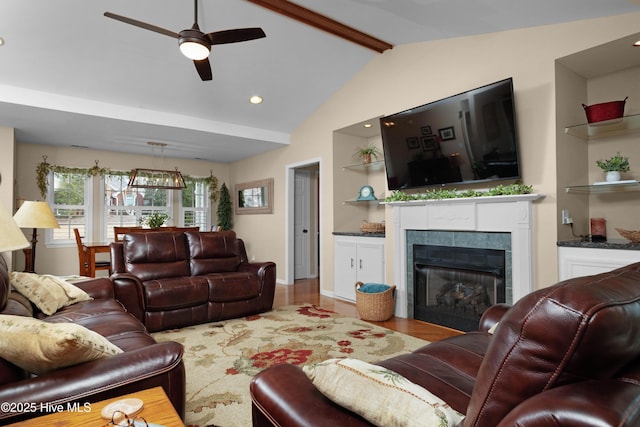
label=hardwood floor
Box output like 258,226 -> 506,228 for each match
273,278 -> 463,342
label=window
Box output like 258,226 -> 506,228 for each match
47,170 -> 91,246
104,173 -> 171,240
181,178 -> 210,231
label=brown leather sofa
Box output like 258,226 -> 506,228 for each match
110,230 -> 277,332
251,261 -> 640,426
0,257 -> 185,424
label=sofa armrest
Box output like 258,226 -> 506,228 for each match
496,380 -> 640,427
239,261 -> 277,312
110,273 -> 146,321
73,277 -> 114,300
478,303 -> 510,333
251,363 -> 372,427
0,341 -> 185,422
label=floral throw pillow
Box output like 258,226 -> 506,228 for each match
10,272 -> 92,315
303,358 -> 464,427
0,315 -> 123,374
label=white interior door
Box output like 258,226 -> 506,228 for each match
294,170 -> 310,279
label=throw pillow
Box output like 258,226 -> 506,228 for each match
0,315 -> 123,375
303,358 -> 464,427
10,272 -> 92,315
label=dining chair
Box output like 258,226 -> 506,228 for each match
73,228 -> 111,277
113,226 -> 143,242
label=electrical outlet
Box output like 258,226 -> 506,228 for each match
561,210 -> 573,225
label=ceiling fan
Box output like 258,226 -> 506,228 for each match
104,0 -> 266,81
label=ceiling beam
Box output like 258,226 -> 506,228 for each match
246,0 -> 393,53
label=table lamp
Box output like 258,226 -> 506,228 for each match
0,202 -> 30,254
13,201 -> 60,273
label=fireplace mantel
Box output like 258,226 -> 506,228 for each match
386,194 -> 544,318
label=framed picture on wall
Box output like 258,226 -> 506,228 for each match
438,126 -> 456,141
406,137 -> 420,149
421,126 -> 432,135
421,136 -> 439,151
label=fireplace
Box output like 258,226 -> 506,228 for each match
386,193 -> 542,319
413,244 -> 505,331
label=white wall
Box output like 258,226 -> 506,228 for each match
0,127 -> 17,267
229,12 -> 640,294
10,12 -> 640,290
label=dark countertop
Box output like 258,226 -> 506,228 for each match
557,239 -> 640,250
332,231 -> 385,238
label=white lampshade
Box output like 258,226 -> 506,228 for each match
13,201 -> 60,229
0,202 -> 30,252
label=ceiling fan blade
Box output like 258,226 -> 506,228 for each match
104,12 -> 180,39
193,58 -> 213,81
207,28 -> 266,45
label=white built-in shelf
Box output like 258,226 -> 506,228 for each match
565,180 -> 640,194
343,197 -> 384,205
564,114 -> 640,140
341,160 -> 385,172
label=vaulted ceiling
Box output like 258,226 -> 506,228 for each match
0,0 -> 638,162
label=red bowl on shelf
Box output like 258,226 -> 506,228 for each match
582,97 -> 627,123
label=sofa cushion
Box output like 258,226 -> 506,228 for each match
10,272 -> 92,315
303,358 -> 464,427
186,231 -> 241,275
123,232 -> 191,281
205,272 -> 261,302
143,276 -> 209,311
0,315 -> 123,374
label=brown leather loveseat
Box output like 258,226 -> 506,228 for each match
110,230 -> 277,332
251,262 -> 640,426
0,257 -> 185,424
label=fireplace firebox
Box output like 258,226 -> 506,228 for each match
414,244 -> 505,331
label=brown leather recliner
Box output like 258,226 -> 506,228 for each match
0,257 -> 186,424
250,262 -> 640,426
110,230 -> 277,332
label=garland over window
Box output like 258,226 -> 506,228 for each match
36,156 -> 219,201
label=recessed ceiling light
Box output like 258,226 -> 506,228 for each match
249,95 -> 263,104
363,123 -> 372,128
634,40 -> 640,46
0,37 -> 4,46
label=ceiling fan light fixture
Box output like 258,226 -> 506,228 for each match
179,29 -> 211,60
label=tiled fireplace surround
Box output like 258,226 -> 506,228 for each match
386,194 -> 542,318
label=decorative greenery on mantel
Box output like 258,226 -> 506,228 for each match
383,183 -> 533,202
35,156 -> 219,201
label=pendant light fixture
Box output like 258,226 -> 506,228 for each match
128,142 -> 187,189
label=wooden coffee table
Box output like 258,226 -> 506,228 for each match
6,386 -> 183,426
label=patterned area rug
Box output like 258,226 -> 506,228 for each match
152,304 -> 429,427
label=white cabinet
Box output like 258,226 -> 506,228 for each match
334,235 -> 385,302
558,246 -> 640,280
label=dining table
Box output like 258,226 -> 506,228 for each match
82,241 -> 111,277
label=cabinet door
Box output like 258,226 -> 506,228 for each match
558,247 -> 640,280
334,239 -> 357,301
356,241 -> 385,285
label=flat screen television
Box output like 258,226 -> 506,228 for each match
380,78 -> 521,191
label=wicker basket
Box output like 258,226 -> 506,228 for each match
360,221 -> 385,234
355,282 -> 396,321
615,228 -> 640,243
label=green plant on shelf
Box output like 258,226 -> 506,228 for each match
596,152 -> 630,172
353,145 -> 382,164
